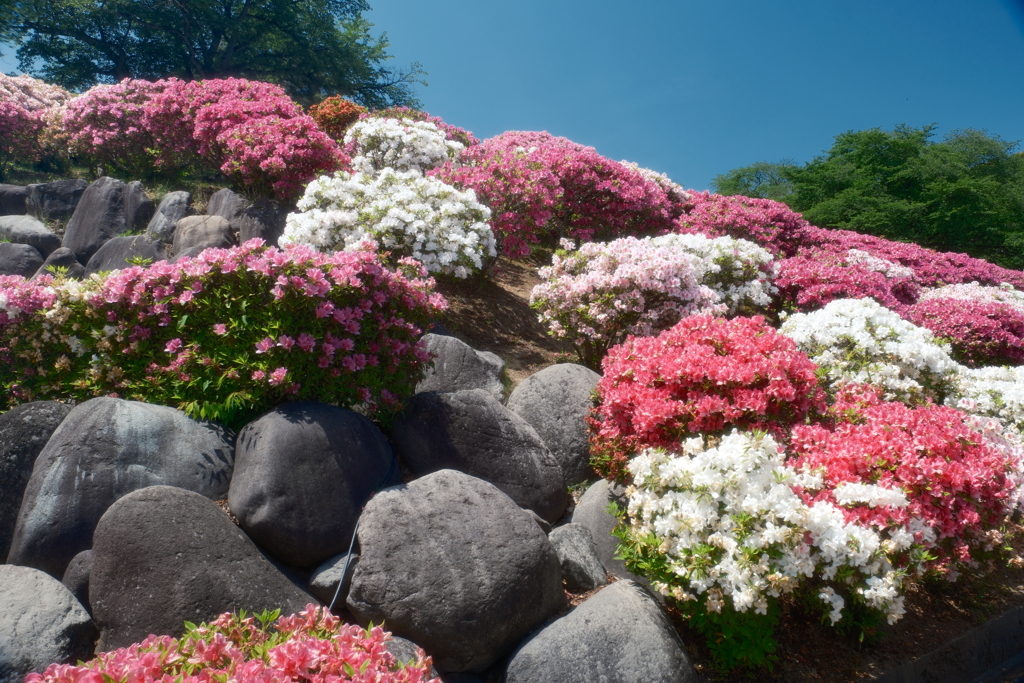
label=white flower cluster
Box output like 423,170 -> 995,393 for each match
918,281 -> 1024,313
344,117 -> 464,177
648,233 -> 778,315
619,160 -> 693,206
780,298 -> 960,403
948,365 -> 1024,437
625,431 -> 907,624
843,249 -> 916,279
281,169 -> 496,278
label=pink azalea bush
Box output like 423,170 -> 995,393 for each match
902,297 -> 1024,367
588,314 -> 825,481
432,131 -> 680,257
674,192 -> 812,257
789,384 -> 1017,575
26,605 -> 437,683
0,102 -> 44,176
774,249 -> 921,311
1,240 -> 445,427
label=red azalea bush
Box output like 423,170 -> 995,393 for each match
2,240 -> 445,428
309,96 -> 368,140
588,314 -> 825,481
774,250 -> 920,311
674,192 -> 812,257
901,297 -> 1024,367
27,605 -> 437,683
789,385 -> 1017,574
433,131 -> 679,258
368,106 -> 479,148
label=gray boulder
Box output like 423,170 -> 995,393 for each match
90,485 -> 315,651
416,334 -> 505,401
146,191 -> 193,242
206,188 -> 250,224
506,363 -> 600,485
26,179 -> 88,223
308,552 -> 359,606
171,215 -> 235,256
390,389 -> 567,523
346,469 -> 566,674
32,247 -> 86,280
571,480 -> 651,589
6,397 -> 235,578
0,401 -> 73,563
61,550 -> 93,613
0,565 -> 95,683
237,198 -> 288,247
62,177 -> 127,265
504,580 -> 698,683
0,184 -> 29,215
0,215 -> 60,257
84,234 -> 167,276
123,181 -> 155,233
228,402 -> 399,567
548,523 -> 608,593
169,245 -> 207,263
0,242 -> 44,277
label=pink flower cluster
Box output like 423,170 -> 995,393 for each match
674,192 -> 811,256
61,78 -> 347,199
2,240 -> 445,427
589,315 -> 825,481
774,250 -> 920,311
432,131 -> 681,258
365,106 -> 479,148
789,385 -> 1015,573
0,101 -> 44,169
902,297 -> 1024,367
26,605 -> 437,683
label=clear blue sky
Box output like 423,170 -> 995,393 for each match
4,0 -> 1024,190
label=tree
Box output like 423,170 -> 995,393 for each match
718,125 -> 1024,268
4,0 -> 423,107
710,160 -> 797,202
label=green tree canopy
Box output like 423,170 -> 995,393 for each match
4,0 -> 423,107
710,160 -> 797,202
716,125 -> 1024,268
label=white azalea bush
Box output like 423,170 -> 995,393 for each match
918,281 -> 1024,311
780,297 -> 960,403
948,365 -> 1024,437
617,430 -> 907,670
280,169 -> 496,278
344,117 -> 464,177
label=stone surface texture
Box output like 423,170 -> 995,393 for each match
26,179 -> 88,223
0,215 -> 60,257
146,191 -> 193,242
62,177 -> 127,265
171,215 -> 235,256
84,234 -> 167,275
237,198 -> 288,247
32,247 -> 85,280
0,184 -> 29,215
548,523 -> 608,593
415,334 -> 506,401
123,181 -> 155,233
0,242 -> 44,277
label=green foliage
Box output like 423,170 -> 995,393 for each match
710,160 -> 797,202
5,0 -> 423,107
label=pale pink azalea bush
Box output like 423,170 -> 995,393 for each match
0,73 -> 72,111
1,240 -> 445,427
26,605 -> 438,683
433,131 -> 679,257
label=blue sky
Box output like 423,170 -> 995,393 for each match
4,1 -> 1024,190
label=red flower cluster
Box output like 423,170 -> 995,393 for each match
308,96 -> 367,141
789,385 -> 1015,572
589,315 -> 825,481
902,297 -> 1024,367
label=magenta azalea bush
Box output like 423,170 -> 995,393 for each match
1,240 -> 445,427
774,249 -> 921,312
0,102 -> 44,176
27,605 -> 438,683
902,297 -> 1024,367
674,192 -> 811,257
433,131 -> 680,257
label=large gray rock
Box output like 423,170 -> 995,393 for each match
62,550 -> 93,613
206,188 -> 250,223
90,485 -> 315,651
308,552 -> 358,605
26,179 -> 88,223
123,181 -> 155,233
146,191 -> 193,242
6,397 -> 235,578
548,523 -> 608,593
504,581 -> 698,683
506,363 -> 600,485
0,215 -> 61,257
0,565 -> 95,683
62,177 -> 127,265
416,334 -> 505,401
571,480 -> 650,589
0,184 -> 29,215
228,402 -> 399,567
390,389 -> 567,523
171,215 -> 235,256
237,198 -> 288,247
0,242 -> 44,277
84,234 -> 167,276
32,247 -> 86,280
347,470 -> 566,674
0,401 -> 73,563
